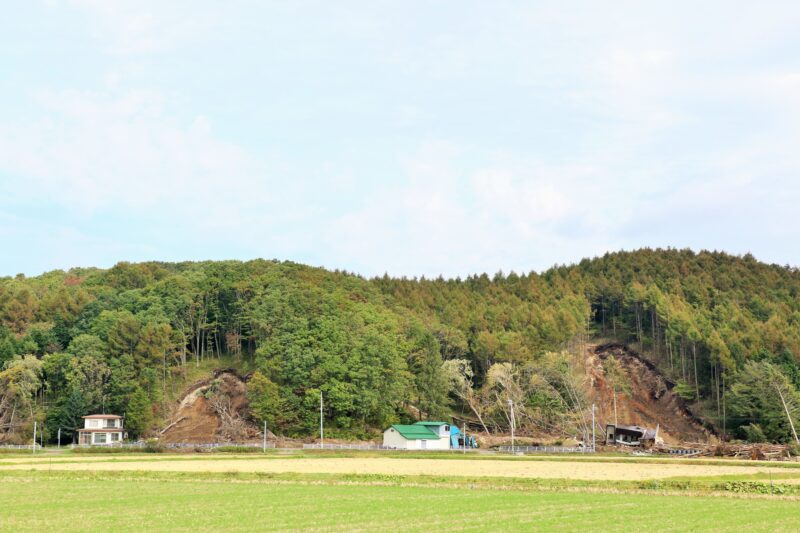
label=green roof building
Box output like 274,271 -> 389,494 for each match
382,421 -> 452,450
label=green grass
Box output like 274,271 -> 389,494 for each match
1,471 -> 798,532
4,468 -> 798,496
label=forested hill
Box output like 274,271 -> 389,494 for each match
1,249 -> 799,444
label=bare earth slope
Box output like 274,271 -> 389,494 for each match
588,343 -> 714,445
161,370 -> 258,444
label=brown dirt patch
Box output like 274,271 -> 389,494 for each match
588,343 -> 713,445
161,371 -> 259,444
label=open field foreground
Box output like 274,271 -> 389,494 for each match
1,469 -> 800,532
2,454 -> 800,531
1,454 -> 798,481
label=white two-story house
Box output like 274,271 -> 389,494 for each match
77,414 -> 126,445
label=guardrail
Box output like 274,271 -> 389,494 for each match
0,444 -> 42,450
495,445 -> 594,454
666,448 -> 702,455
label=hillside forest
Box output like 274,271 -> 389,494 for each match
1,249 -> 799,445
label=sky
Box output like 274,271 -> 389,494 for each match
1,1 -> 799,278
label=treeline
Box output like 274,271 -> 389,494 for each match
1,249 -> 799,444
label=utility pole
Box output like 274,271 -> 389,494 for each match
319,391 -> 324,449
263,420 -> 267,453
57,428 -> 61,450
508,399 -> 515,453
462,423 -> 466,454
32,421 -> 37,455
613,388 -> 618,426
591,404 -> 596,452
775,381 -> 800,445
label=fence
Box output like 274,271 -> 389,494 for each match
302,443 -> 389,451
164,442 -> 276,450
302,443 -> 481,452
69,441 -> 277,450
495,445 -> 595,454
0,444 -> 42,450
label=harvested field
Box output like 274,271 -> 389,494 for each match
1,455 -> 794,481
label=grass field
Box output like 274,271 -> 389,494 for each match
2,453 -> 799,531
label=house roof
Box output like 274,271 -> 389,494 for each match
642,428 -> 658,440
387,424 -> 439,440
77,428 -> 125,433
614,425 -> 657,440
83,414 -> 122,419
615,425 -> 647,433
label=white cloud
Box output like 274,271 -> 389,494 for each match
0,88 -> 264,219
65,0 -> 218,55
0,210 -> 154,273
3,1 -> 800,275
324,143 -> 625,277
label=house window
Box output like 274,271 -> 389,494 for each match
94,433 -> 107,444
110,432 -> 119,442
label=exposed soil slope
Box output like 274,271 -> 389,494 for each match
161,369 -> 260,444
588,343 -> 714,445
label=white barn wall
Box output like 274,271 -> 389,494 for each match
382,427 -> 452,450
383,428 -> 414,449
425,437 -> 450,450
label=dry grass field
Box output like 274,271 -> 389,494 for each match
1,453 -> 798,481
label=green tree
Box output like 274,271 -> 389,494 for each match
46,388 -> 88,443
248,371 -> 282,428
125,387 -> 153,438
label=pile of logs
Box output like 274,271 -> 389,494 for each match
654,443 -> 794,460
703,443 -> 791,460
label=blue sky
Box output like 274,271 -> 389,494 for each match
1,1 -> 799,277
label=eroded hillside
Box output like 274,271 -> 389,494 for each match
161,370 -> 260,444
587,343 -> 714,444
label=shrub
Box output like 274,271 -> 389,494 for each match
143,438 -> 163,453
73,446 -> 140,454
674,381 -> 696,402
637,480 -> 663,490
788,442 -> 800,457
742,424 -> 767,443
714,481 -> 791,495
214,446 -> 262,453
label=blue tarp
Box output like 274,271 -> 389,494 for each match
449,425 -> 460,448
